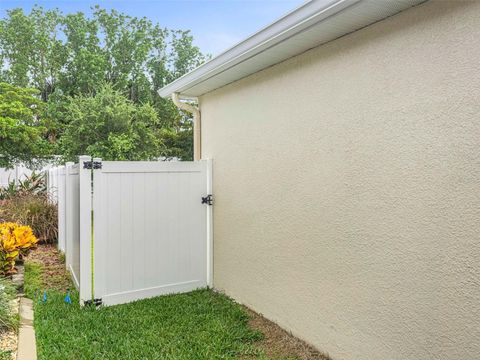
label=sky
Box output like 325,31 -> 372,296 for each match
0,0 -> 305,56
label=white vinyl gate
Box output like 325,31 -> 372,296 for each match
49,156 -> 213,306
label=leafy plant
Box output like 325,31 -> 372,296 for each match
58,84 -> 163,162
0,194 -> 57,244
16,172 -> 46,196
0,172 -> 46,200
0,222 -> 38,274
0,181 -> 17,201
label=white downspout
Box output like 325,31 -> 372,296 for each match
171,92 -> 201,161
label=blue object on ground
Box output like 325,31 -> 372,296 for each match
64,292 -> 72,304
42,291 -> 47,303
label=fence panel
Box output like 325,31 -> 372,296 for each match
92,160 -> 212,306
65,162 -> 81,288
0,165 -> 33,187
47,167 -> 59,203
53,157 -> 212,305
47,168 -> 53,200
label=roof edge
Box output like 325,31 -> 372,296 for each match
158,0 -> 361,98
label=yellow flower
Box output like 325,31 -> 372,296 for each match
0,222 -> 38,274
1,233 -> 17,252
13,225 -> 37,248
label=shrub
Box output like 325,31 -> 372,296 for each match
0,172 -> 46,200
0,276 -> 18,332
0,193 -> 57,244
0,172 -> 57,244
0,222 -> 38,275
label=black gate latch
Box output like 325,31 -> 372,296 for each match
84,298 -> 103,307
202,194 -> 213,206
83,161 -> 102,170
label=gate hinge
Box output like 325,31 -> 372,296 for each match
202,194 -> 213,206
84,298 -> 102,307
83,161 -> 102,170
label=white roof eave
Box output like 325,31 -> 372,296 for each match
158,0 -> 426,98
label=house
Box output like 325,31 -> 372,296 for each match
158,1 -> 480,359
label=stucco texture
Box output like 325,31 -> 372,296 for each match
199,1 -> 480,359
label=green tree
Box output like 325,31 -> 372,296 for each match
0,8 -> 66,101
0,83 -> 51,168
60,11 -> 106,96
59,84 -> 162,161
159,120 -> 193,161
0,5 -> 207,161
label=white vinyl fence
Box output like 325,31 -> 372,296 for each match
46,167 -> 60,203
0,165 -> 33,187
1,162 -> 56,188
47,156 -> 213,306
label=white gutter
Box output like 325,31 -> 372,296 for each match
171,93 -> 201,161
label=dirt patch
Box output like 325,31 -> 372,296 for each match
245,308 -> 330,360
25,244 -> 71,292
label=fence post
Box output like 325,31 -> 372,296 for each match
45,169 -> 50,197
14,164 -> 19,186
57,166 -> 67,252
46,168 -> 52,197
206,159 -> 214,288
64,162 -> 74,270
48,168 -> 53,202
50,168 -> 55,200
91,157 -> 103,302
79,155 -> 92,304
53,167 -> 57,200
49,168 -> 53,199
53,167 -> 57,203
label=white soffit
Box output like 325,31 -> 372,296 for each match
158,0 -> 426,98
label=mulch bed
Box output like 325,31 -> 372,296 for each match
25,244 -> 71,292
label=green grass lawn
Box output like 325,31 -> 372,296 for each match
24,262 -> 270,360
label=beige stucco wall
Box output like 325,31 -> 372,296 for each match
200,1 -> 480,359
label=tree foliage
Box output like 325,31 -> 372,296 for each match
0,5 -> 207,163
0,83 -> 51,168
59,84 -> 162,161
